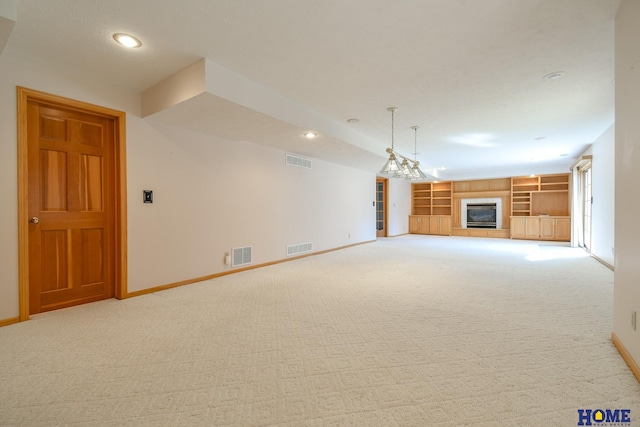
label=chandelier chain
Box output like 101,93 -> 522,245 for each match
413,126 -> 419,159
388,107 -> 397,150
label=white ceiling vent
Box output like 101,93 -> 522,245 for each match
287,242 -> 313,257
232,246 -> 253,267
286,153 -> 312,169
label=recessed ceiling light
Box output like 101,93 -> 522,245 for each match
304,131 -> 317,139
534,136 -> 546,141
347,118 -> 359,124
113,33 -> 142,48
544,71 -> 566,80
560,153 -> 568,157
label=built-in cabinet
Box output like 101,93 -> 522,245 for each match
510,217 -> 539,239
430,216 -> 452,235
410,174 -> 571,241
409,215 -> 451,235
410,182 -> 452,236
511,174 -> 570,217
451,178 -> 511,235
509,173 -> 570,242
510,216 -> 570,241
540,217 -> 571,241
409,215 -> 430,234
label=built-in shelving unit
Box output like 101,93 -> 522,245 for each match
411,182 -> 452,216
411,183 -> 432,215
432,182 -> 452,216
410,182 -> 453,236
511,176 -> 539,216
409,174 -> 571,241
509,173 -> 571,242
510,174 -> 570,217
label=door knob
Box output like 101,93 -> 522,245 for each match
29,216 -> 39,225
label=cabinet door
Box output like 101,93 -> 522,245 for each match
511,217 -> 526,239
409,216 -> 430,234
439,217 -> 452,235
429,216 -> 440,235
427,216 -> 452,235
525,217 -> 540,239
539,218 -> 555,240
555,218 -> 571,241
409,216 -> 420,234
419,217 -> 430,234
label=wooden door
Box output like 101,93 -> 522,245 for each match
376,178 -> 387,237
27,101 -> 116,314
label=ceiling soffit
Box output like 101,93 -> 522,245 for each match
142,59 -> 387,172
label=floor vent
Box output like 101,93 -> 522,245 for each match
286,153 -> 312,169
287,242 -> 313,257
232,246 -> 253,267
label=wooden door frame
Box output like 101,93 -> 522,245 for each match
17,87 -> 128,321
376,178 -> 388,238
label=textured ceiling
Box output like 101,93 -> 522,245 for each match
4,0 -> 621,179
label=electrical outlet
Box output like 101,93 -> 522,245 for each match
632,311 -> 637,331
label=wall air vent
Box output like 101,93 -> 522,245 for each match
287,242 -> 313,257
232,246 -> 253,267
286,154 -> 312,169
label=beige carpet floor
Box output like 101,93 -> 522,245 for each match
0,235 -> 638,426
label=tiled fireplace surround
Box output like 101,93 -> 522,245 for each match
461,198 -> 503,229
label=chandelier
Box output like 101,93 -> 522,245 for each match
379,107 -> 436,181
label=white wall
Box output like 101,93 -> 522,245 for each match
387,178 -> 412,236
0,50 -> 376,320
128,120 -> 376,292
590,125 -> 615,267
614,0 -> 640,368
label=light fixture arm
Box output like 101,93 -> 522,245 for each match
385,147 -> 416,165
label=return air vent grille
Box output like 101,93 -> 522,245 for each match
232,246 -> 253,267
286,154 -> 312,169
287,242 -> 313,257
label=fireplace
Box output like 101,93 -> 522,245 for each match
466,203 -> 497,228
461,198 -> 503,229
